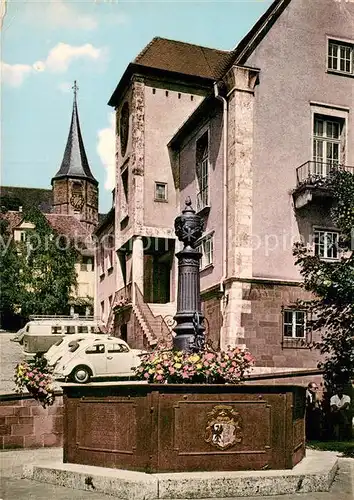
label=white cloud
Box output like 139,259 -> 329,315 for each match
34,0 -> 97,31
2,42 -> 104,87
97,113 -> 116,191
0,62 -> 33,87
44,43 -> 102,73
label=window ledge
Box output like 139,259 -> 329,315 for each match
326,69 -> 354,79
200,263 -> 214,273
154,198 -> 168,203
196,205 -> 211,217
281,337 -> 310,349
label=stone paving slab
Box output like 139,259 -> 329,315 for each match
22,449 -> 339,499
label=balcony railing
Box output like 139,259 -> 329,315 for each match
296,161 -> 354,187
196,187 -> 209,212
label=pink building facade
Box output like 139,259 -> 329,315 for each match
96,0 -> 354,372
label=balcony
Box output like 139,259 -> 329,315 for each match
293,161 -> 354,209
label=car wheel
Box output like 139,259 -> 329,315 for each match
71,365 -> 91,384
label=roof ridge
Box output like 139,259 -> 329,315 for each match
157,36 -> 230,53
135,36 -> 230,62
135,36 -> 160,62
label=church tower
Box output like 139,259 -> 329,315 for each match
51,82 -> 98,232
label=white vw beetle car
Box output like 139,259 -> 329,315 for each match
53,338 -> 145,383
44,334 -> 111,367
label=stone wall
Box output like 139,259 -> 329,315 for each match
201,292 -> 221,350
242,281 -> 321,370
0,394 -> 63,450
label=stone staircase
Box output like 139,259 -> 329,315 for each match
135,285 -> 172,347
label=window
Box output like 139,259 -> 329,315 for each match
107,343 -> 129,353
108,249 -> 113,270
197,234 -> 214,269
109,295 -> 113,308
78,326 -> 89,334
196,132 -> 209,211
121,166 -> 128,203
283,310 -> 306,338
155,182 -> 167,201
328,39 -> 353,75
64,326 -> 76,335
100,300 -> 105,319
51,326 -> 62,334
85,344 -> 105,354
313,115 -> 344,174
314,230 -> 339,259
20,231 -> 27,242
100,244 -> 105,274
81,256 -> 93,272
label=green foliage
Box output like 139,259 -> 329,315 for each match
0,215 -> 22,325
293,170 -> 354,388
18,207 -> 78,317
1,207 -> 79,322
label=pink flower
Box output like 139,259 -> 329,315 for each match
205,353 -> 215,361
203,361 -> 209,367
169,367 -> 175,375
156,374 -> 163,381
144,372 -> 150,379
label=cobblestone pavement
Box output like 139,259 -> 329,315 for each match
0,447 -> 353,500
0,333 -> 22,395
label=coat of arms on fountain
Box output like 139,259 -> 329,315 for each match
174,197 -> 204,249
205,405 -> 243,450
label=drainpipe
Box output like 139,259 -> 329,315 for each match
213,82 -> 228,297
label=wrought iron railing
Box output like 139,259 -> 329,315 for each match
296,161 -> 354,187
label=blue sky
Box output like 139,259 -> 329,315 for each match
1,0 -> 272,213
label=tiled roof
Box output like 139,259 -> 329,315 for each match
1,211 -> 90,240
52,95 -> 97,185
45,214 -> 90,239
0,186 -> 53,212
0,211 -> 23,232
134,37 -> 232,80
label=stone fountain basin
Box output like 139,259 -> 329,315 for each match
62,382 -> 306,473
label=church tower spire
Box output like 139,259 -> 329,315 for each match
51,82 -> 98,231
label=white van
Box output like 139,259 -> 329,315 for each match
21,316 -> 104,359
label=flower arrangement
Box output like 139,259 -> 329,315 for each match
113,296 -> 131,311
135,345 -> 255,384
14,355 -> 55,408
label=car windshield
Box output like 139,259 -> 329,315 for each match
54,339 -> 64,347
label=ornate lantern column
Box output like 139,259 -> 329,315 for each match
173,198 -> 205,352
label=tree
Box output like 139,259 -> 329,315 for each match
293,170 -> 354,388
15,208 -> 78,318
0,213 -> 22,329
